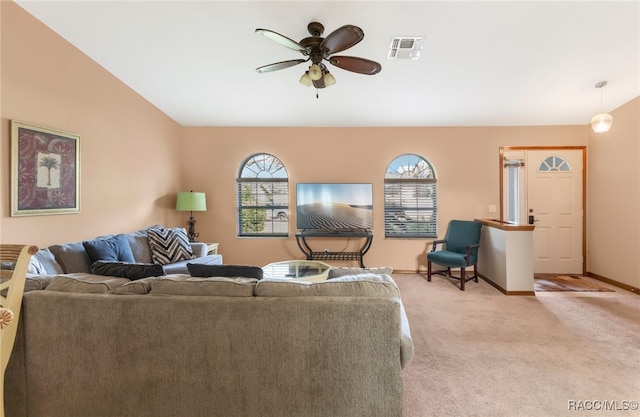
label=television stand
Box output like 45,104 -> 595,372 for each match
295,229 -> 373,268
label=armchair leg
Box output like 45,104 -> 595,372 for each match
427,260 -> 432,282
474,264 -> 478,282
460,267 -> 466,291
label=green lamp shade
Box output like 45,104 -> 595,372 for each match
176,192 -> 207,212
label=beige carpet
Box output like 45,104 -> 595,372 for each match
395,273 -> 640,417
534,274 -> 615,292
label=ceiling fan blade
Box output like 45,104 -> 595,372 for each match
256,29 -> 307,54
320,25 -> 364,55
328,56 -> 382,75
256,59 -> 307,73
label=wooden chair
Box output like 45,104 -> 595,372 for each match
426,220 -> 482,291
0,244 -> 38,417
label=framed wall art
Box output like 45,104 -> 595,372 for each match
11,120 -> 80,216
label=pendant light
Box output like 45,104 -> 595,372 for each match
590,81 -> 613,133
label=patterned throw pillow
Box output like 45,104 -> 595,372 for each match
147,227 -> 193,265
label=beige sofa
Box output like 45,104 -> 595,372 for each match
5,272 -> 413,417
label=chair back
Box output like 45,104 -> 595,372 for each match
443,220 -> 482,256
0,244 -> 38,372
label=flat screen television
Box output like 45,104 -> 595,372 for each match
296,183 -> 373,231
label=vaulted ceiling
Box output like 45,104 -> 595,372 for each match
15,1 -> 640,127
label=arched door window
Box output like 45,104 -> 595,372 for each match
237,153 -> 288,237
384,154 -> 438,238
538,156 -> 571,172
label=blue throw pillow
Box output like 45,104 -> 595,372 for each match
83,234 -> 136,264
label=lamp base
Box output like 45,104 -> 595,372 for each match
186,215 -> 199,242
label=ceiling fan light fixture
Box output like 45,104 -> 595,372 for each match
324,72 -> 336,87
299,72 -> 312,87
591,81 -> 613,133
308,64 -> 322,81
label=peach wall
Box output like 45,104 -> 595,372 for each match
587,97 -> 640,288
181,125 -> 586,271
1,2 -> 183,247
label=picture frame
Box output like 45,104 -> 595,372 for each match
11,120 -> 80,216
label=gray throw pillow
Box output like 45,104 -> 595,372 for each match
91,261 -> 165,280
49,242 -> 93,273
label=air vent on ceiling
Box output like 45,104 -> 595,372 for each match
388,37 -> 424,60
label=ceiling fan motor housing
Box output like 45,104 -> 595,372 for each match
307,22 -> 324,37
300,36 -> 324,64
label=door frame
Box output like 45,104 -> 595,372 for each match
499,146 -> 587,275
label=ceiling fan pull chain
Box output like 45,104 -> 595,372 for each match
316,89 -> 319,99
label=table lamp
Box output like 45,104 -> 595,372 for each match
176,191 -> 207,241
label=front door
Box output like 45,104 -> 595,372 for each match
526,150 -> 583,274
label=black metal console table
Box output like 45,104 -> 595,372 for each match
295,229 -> 373,268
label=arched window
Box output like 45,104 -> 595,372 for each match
384,154 -> 438,238
538,156 -> 571,172
237,153 -> 288,237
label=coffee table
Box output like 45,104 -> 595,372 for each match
262,260 -> 332,282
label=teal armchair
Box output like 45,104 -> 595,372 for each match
426,220 -> 483,290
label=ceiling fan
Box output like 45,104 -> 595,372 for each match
255,22 -> 382,90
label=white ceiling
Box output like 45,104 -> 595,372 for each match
14,1 -> 640,128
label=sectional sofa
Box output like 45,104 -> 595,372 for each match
5,268 -> 413,417
4,226 -> 413,416
25,225 -> 223,280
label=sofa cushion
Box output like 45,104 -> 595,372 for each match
187,263 -> 264,280
83,234 -> 136,264
27,248 -> 64,275
123,224 -> 163,263
189,242 -> 208,258
161,254 -> 223,275
24,274 -> 57,292
45,273 -> 129,293
48,242 -> 93,273
327,266 -> 393,279
91,261 -> 165,280
109,276 -> 160,295
147,227 -> 193,265
149,276 -> 257,297
254,273 -> 400,298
